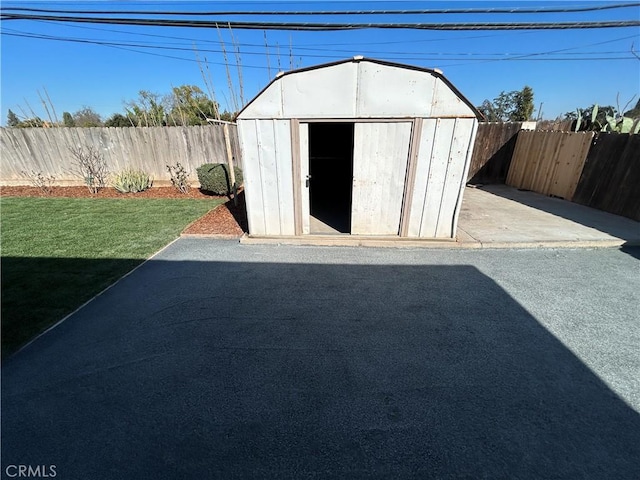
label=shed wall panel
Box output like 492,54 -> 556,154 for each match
255,120 -> 280,235
435,118 -> 477,238
356,63 -> 436,117
418,118 -> 457,237
281,63 -> 357,118
431,80 -> 477,118
239,60 -> 479,121
351,122 -> 412,235
406,119 -> 438,237
239,120 -> 294,236
273,120 -> 295,235
238,120 -> 266,235
451,120 -> 478,237
240,81 -> 283,119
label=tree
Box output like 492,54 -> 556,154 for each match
62,111 -> 76,127
624,98 -> 640,119
219,110 -> 236,122
168,85 -> 219,126
477,86 -> 535,122
104,113 -> 133,127
73,106 -> 103,127
125,90 -> 166,127
113,84 -> 229,127
11,116 -> 45,128
511,86 -> 534,121
7,109 -> 20,127
477,91 -> 516,121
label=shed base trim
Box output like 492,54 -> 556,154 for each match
240,234 -> 459,248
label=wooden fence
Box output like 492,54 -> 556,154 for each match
573,133 -> 640,221
506,130 -> 595,201
0,125 -> 241,185
467,122 -> 527,184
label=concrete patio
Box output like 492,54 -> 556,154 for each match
457,184 -> 640,248
241,184 -> 640,248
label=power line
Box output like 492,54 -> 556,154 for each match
2,14 -> 639,31
32,18 -> 525,48
2,28 -> 633,59
2,30 -> 636,64
3,3 -> 639,15
5,17 -> 638,58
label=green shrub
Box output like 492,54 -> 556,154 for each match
111,169 -> 153,193
196,163 -> 243,195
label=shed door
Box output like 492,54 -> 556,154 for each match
299,122 -> 310,234
351,122 -> 412,235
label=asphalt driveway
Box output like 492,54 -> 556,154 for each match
2,240 -> 639,479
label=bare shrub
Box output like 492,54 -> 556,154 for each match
21,170 -> 55,195
69,145 -> 108,194
166,163 -> 191,194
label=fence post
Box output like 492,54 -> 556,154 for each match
223,123 -> 237,205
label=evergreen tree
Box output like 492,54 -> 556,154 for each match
477,86 -> 535,122
7,109 -> 20,127
62,111 -> 76,127
510,86 -> 534,121
104,113 -> 133,127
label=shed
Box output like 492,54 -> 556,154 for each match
237,57 -> 481,239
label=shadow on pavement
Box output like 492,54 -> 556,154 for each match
620,243 -> 640,260
2,258 -> 639,479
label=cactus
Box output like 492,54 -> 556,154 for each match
604,113 -> 637,134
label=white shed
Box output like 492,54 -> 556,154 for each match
237,57 -> 481,239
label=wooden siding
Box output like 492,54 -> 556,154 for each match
573,133 -> 640,221
0,125 -> 240,185
351,122 -> 412,235
506,130 -> 594,201
467,122 -> 524,184
406,118 -> 477,238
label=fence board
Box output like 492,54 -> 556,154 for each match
0,125 -> 241,186
573,133 -> 640,221
506,130 -> 594,201
467,122 -> 525,184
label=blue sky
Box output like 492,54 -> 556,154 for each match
1,1 -> 639,124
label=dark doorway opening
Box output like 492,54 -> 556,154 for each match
308,122 -> 354,234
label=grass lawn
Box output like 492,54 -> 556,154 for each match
1,197 -> 222,358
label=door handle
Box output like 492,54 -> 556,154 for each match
305,174 -> 312,188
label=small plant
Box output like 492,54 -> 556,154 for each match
21,170 -> 55,195
111,169 -> 153,193
166,163 -> 190,194
69,145 -> 109,194
196,163 -> 243,196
